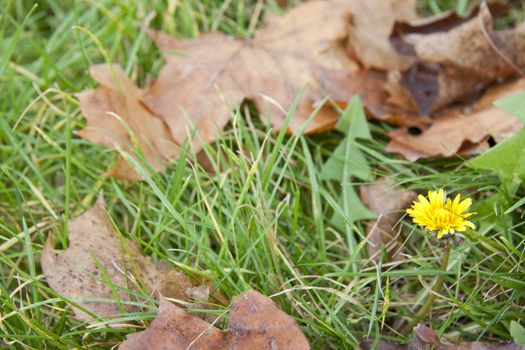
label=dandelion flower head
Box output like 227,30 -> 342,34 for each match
406,189 -> 475,239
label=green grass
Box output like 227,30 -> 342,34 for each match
1,0 -> 525,349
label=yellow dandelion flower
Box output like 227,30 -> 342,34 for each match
406,189 -> 475,239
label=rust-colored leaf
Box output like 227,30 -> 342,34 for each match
386,78 -> 525,161
41,195 -> 209,321
77,65 -> 178,180
119,290 -> 310,350
360,179 -> 416,261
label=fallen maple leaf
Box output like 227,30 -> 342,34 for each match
386,3 -> 525,115
144,0 -> 421,141
360,179 -> 416,262
386,78 -> 525,161
119,290 -> 310,350
77,65 -> 178,180
41,195 -> 212,321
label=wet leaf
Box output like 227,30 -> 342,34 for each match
41,195 -> 209,321
119,291 -> 310,350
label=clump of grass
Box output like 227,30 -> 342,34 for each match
1,1 -> 524,349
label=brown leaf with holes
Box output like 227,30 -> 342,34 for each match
360,179 -> 416,262
119,290 -> 310,350
41,195 -> 213,321
77,65 -> 179,180
386,78 -> 525,161
360,324 -> 525,350
144,0 -> 419,141
386,3 -> 525,115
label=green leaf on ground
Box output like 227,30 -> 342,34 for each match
321,96 -> 375,230
510,321 -> 525,345
494,92 -> 525,123
467,128 -> 525,182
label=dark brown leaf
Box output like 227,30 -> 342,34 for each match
119,290 -> 310,350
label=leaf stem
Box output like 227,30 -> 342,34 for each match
402,241 -> 451,335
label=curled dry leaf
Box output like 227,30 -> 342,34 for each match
145,0 -> 420,139
386,78 -> 525,161
77,65 -> 178,180
360,179 -> 416,261
386,3 -> 525,115
119,290 -> 310,350
360,324 -> 525,350
41,195 -> 211,321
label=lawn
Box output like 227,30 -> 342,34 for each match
1,0 -> 524,349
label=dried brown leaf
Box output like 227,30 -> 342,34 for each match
386,78 -> 525,161
77,65 -> 178,180
386,3 -> 525,114
316,68 -> 431,127
360,179 -> 416,261
41,195 -> 207,321
119,290 -> 310,350
144,0 -> 420,143
346,0 -> 417,70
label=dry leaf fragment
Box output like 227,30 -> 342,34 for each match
119,290 -> 310,350
41,195 -> 205,321
386,78 -> 525,161
386,3 -> 525,114
144,0 -> 420,142
77,65 -> 178,180
360,179 -> 416,261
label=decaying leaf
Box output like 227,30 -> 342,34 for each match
360,324 -> 525,350
119,290 -> 310,350
77,65 -> 179,180
41,195 -> 210,321
386,78 -> 525,161
360,179 -> 416,261
386,3 -> 525,115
